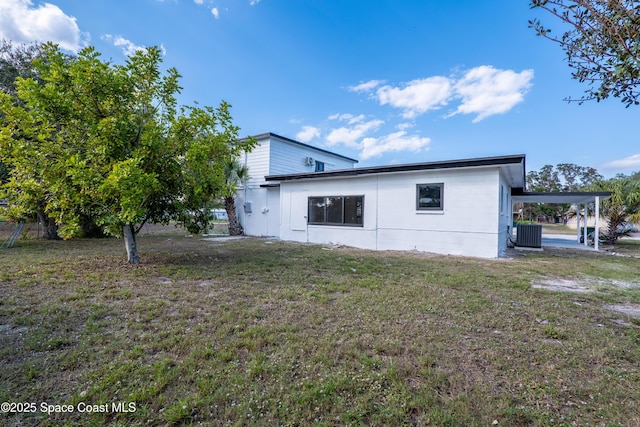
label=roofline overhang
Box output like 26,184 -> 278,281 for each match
512,190 -> 612,204
265,154 -> 526,184
240,132 -> 359,163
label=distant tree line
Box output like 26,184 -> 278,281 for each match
523,163 -> 640,244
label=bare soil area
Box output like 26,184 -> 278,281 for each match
533,276 -> 640,318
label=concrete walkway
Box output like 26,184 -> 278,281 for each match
201,235 -> 248,242
541,234 -> 594,250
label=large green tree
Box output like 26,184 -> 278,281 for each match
529,0 -> 640,105
0,39 -> 63,238
0,44 -> 254,263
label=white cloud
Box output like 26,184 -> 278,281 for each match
322,114 -> 429,159
396,122 -> 414,131
194,0 -> 204,4
376,76 -> 453,119
328,113 -> 351,121
211,7 -> 219,18
102,34 -> 151,57
327,113 -> 370,125
326,114 -> 384,148
348,80 -> 384,93
603,154 -> 640,171
250,0 -> 261,5
352,66 -> 533,122
0,0 -> 86,52
296,126 -> 321,143
360,130 -> 431,160
449,65 -> 534,122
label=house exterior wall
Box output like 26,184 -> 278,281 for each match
237,185 -> 280,237
242,140 -> 271,187
498,171 -> 513,256
236,134 -> 357,237
269,139 -> 355,175
278,167 -> 506,258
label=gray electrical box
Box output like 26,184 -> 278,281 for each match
244,202 -> 252,213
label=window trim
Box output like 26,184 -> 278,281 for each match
314,161 -> 325,172
308,195 -> 364,227
416,183 -> 444,211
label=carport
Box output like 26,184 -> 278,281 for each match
511,191 -> 612,251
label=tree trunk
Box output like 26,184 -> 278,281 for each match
36,210 -> 60,240
224,195 -> 243,236
123,224 -> 140,264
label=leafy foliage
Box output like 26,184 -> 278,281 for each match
0,39 -> 49,98
529,0 -> 640,106
0,158 -> 8,184
590,176 -> 640,244
523,163 -> 603,221
222,158 -> 250,236
527,163 -> 602,192
0,44 -> 255,262
0,40 -> 49,219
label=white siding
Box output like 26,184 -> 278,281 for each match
241,139 -> 270,187
278,167 -> 505,258
269,139 -> 355,175
239,134 -> 356,188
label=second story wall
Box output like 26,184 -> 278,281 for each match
269,138 -> 356,176
240,133 -> 357,186
241,139 -> 271,187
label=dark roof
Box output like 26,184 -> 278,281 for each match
241,132 -> 359,163
512,190 -> 611,204
266,154 -> 526,186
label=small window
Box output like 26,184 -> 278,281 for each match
315,161 -> 325,172
416,183 -> 443,210
308,196 -> 363,226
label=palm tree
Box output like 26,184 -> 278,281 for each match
223,159 -> 249,236
590,177 -> 640,245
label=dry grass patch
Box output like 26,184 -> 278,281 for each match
1,227 -> 640,426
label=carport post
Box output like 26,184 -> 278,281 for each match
576,203 -> 581,243
583,204 -> 588,247
594,196 -> 600,251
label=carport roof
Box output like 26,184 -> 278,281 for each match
511,191 -> 611,204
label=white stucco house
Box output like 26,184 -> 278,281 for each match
236,133 -> 358,237
236,132 -> 609,258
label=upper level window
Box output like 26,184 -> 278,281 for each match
315,161 -> 325,172
416,183 -> 443,210
308,196 -> 363,226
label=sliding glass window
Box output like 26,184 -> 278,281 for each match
308,196 -> 364,226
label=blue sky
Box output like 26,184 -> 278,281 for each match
1,0 -> 638,177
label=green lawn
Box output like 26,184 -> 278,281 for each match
1,228 -> 639,426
